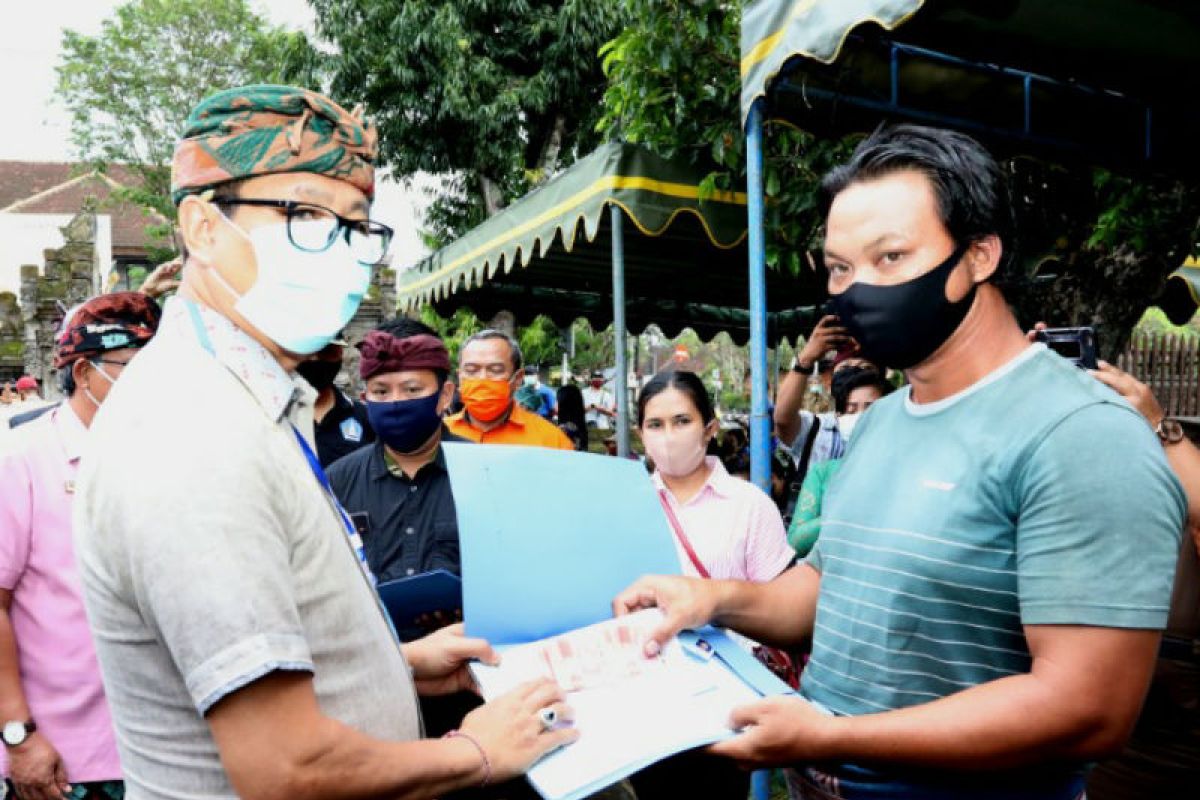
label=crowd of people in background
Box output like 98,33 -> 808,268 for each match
2,83 -> 1198,800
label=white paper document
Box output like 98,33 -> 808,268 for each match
470,609 -> 767,800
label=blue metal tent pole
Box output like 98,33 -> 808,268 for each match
747,101 -> 770,493
611,204 -> 630,457
747,99 -> 772,800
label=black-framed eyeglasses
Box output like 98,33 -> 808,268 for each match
212,198 -> 394,266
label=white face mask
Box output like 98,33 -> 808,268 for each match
212,213 -> 372,355
523,375 -> 537,387
838,412 -> 862,441
644,428 -> 709,478
83,360 -> 116,408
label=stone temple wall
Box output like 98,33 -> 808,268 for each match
0,215 -> 399,398
20,213 -> 100,399
339,264 -> 397,395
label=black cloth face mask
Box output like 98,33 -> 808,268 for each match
826,241 -> 974,370
297,359 -> 342,390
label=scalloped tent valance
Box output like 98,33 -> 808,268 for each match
397,141 -> 826,344
741,0 -> 1200,175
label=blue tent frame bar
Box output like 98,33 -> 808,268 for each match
746,102 -> 771,493
611,205 -> 631,456
781,37 -> 1154,165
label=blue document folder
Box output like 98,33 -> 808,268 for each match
444,444 -> 797,800
442,443 -> 681,645
376,569 -> 462,642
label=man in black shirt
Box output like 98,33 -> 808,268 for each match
300,338 -> 376,467
327,319 -> 463,583
326,319 -> 491,746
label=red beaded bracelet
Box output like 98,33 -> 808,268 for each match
444,729 -> 491,788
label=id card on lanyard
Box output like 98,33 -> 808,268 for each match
181,298 -> 376,585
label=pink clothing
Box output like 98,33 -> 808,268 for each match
0,404 -> 120,782
654,457 -> 795,582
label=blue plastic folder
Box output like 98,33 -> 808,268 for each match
376,569 -> 462,642
442,443 -> 681,644
444,444 -> 798,800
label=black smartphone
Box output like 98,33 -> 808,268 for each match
1035,326 -> 1099,370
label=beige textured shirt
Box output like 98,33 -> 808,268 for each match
74,297 -> 421,798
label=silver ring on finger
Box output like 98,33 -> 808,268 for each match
539,706 -> 558,731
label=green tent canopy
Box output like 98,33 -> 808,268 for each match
741,0 -> 1200,174
396,141 -> 824,344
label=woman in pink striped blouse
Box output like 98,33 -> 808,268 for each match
639,370 -> 796,584
630,370 -> 797,799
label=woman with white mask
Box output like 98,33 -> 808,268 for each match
633,369 -> 796,800
639,370 -> 796,583
787,366 -> 892,556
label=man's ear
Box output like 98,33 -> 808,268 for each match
438,380 -> 456,414
72,358 -> 93,391
967,234 -> 1003,283
176,195 -> 219,266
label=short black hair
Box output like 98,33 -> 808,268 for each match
208,176 -> 249,208
461,328 -> 523,372
556,383 -> 586,429
637,369 -> 715,427
372,317 -> 448,384
59,366 -> 76,397
820,124 -> 1016,277
831,366 -> 892,414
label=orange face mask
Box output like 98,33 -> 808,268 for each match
459,378 -> 513,422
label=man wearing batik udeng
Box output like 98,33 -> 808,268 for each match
73,85 -> 575,800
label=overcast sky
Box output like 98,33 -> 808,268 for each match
0,0 -> 430,270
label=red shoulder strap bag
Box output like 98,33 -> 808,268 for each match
657,490 -> 799,688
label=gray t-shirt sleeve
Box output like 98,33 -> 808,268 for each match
124,452 -> 315,714
1015,401 -> 1186,628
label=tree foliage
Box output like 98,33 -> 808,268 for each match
418,307 -> 565,374
56,0 -> 321,249
598,0 -> 857,279
312,0 -> 627,244
599,0 -> 1199,358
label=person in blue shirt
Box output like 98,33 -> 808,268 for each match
616,124 -> 1185,800
520,366 -> 558,420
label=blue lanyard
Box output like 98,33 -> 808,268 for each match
181,298 -> 375,584
290,424 -> 374,583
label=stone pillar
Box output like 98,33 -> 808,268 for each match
18,213 -> 99,399
488,310 -> 516,337
338,264 -> 399,396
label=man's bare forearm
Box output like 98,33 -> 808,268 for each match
0,599 -> 32,724
211,672 -> 487,800
712,564 -> 819,647
805,626 -> 1160,770
774,369 -> 809,445
272,718 -> 484,800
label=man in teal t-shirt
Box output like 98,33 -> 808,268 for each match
615,124 -> 1185,799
